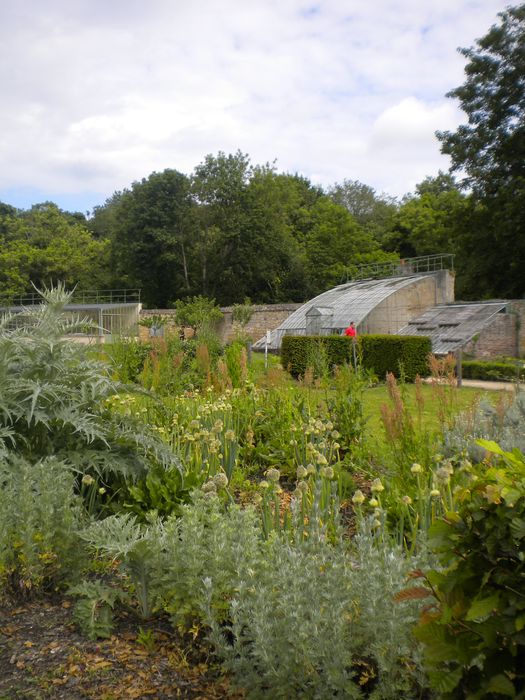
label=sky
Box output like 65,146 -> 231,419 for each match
0,0 -> 511,214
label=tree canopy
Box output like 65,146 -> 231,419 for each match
5,1 -> 525,315
437,3 -> 525,298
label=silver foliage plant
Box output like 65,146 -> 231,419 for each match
157,491 -> 427,699
72,492 -> 428,697
0,455 -> 87,594
0,284 -> 179,480
443,388 -> 525,460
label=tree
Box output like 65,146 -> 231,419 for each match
303,198 -> 382,293
328,179 -> 398,243
173,295 -> 223,335
190,151 -> 252,301
437,4 -> 525,298
384,176 -> 467,259
0,203 -> 110,299
98,170 -> 196,307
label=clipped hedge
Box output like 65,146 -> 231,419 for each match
281,334 -> 431,382
359,334 -> 431,382
281,336 -> 352,378
462,359 -> 525,382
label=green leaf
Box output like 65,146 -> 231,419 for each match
510,518 -> 525,540
428,666 -> 463,693
414,624 -> 458,663
501,488 -> 522,508
465,594 -> 499,622
476,439 -> 506,456
487,673 -> 516,697
515,614 -> 525,632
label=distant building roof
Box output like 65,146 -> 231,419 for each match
397,301 -> 509,354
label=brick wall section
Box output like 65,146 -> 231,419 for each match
463,311 -> 518,358
138,304 -> 301,344
217,304 -> 301,344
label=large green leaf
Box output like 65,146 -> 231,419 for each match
487,673 -> 516,698
428,666 -> 463,694
465,594 -> 500,622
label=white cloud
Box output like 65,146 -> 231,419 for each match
0,0 -> 511,207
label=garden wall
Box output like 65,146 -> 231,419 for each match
138,298 -> 525,358
138,304 -> 302,343
462,301 -> 525,359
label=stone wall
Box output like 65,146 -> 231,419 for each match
217,304 -> 302,344
462,310 -> 518,358
138,304 -> 302,344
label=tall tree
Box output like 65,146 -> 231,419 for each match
0,203 -> 110,299
190,151 -> 252,301
328,179 -> 398,243
437,4 -> 525,298
99,170 -> 195,307
303,197 -> 385,294
384,175 -> 467,259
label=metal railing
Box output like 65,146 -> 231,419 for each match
348,254 -> 455,281
0,289 -> 141,308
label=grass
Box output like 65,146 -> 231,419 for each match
362,382 -> 488,437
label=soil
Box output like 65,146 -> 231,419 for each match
0,595 -> 241,700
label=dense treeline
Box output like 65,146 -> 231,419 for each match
0,160 -> 519,307
1,5 -> 524,307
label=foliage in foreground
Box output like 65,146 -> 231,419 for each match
0,455 -> 86,595
0,286 -> 179,487
415,442 -> 525,699
71,490 -> 429,699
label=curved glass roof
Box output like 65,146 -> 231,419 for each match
253,274 -> 431,350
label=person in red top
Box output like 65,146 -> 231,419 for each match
344,322 -> 356,338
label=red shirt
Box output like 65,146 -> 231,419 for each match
344,326 -> 356,338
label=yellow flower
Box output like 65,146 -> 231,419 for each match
411,463 -> 423,474
266,468 -> 280,482
401,495 -> 412,506
371,478 -> 384,493
352,490 -> 365,505
296,465 -> 308,479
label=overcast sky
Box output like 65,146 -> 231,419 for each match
0,0 -> 510,213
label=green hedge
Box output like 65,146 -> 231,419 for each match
359,335 -> 431,382
462,359 -> 525,382
281,334 -> 431,381
281,336 -> 352,378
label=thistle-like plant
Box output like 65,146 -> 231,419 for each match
0,454 -> 87,595
0,284 -> 179,482
80,513 -> 166,619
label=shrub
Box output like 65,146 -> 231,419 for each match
281,335 -> 352,378
205,514 -> 428,699
0,456 -> 86,596
281,335 -> 431,382
161,492 -> 263,628
0,286 -> 180,488
462,359 -> 525,382
359,335 -> 431,382
415,441 -> 525,698
444,389 -> 525,459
